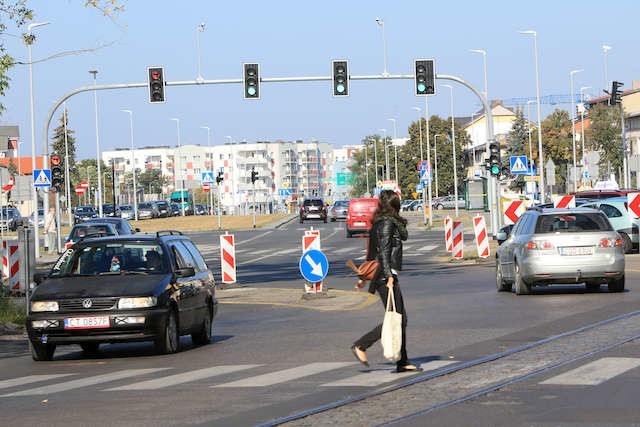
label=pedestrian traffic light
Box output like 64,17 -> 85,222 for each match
611,81 -> 624,106
243,63 -> 260,99
332,60 -> 349,97
147,66 -> 165,103
216,171 -> 224,184
414,59 -> 435,96
50,154 -> 64,192
488,141 -> 501,176
251,168 -> 259,184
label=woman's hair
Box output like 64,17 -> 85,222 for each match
372,190 -> 407,225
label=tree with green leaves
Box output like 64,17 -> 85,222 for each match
541,109 -> 573,193
137,167 -> 168,197
503,109 -> 529,191
586,103 -> 622,178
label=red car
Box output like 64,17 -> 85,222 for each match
345,198 -> 378,238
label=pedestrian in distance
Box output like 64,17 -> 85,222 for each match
351,190 -> 423,373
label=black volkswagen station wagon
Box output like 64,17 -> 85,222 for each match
26,231 -> 217,361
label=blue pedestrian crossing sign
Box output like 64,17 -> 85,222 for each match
201,171 -> 215,183
299,249 -> 329,282
420,168 -> 431,184
33,169 -> 51,187
510,156 -> 528,175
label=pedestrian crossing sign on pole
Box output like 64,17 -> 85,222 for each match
510,156 -> 528,175
33,169 -> 52,187
201,171 -> 215,184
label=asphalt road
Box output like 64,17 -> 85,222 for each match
1,213 -> 639,426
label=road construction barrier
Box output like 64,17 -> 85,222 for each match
503,199 -> 525,225
302,228 -> 322,293
444,217 -> 453,252
451,220 -> 463,259
2,241 -> 20,292
220,233 -> 236,284
553,195 -> 576,208
473,215 -> 490,258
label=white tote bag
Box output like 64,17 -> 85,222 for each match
381,289 -> 402,362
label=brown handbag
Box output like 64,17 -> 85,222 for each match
345,259 -> 380,281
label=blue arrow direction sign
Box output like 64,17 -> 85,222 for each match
299,249 -> 329,282
510,156 -> 528,175
201,171 -> 215,183
33,169 -> 51,187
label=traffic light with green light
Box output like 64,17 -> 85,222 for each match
332,60 -> 349,97
488,141 -> 501,176
243,63 -> 260,99
414,59 -> 435,96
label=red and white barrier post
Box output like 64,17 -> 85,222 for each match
302,228 -> 322,293
220,232 -> 236,284
2,241 -> 20,292
451,220 -> 463,260
444,217 -> 453,252
553,195 -> 576,208
503,200 -> 526,225
473,215 -> 490,258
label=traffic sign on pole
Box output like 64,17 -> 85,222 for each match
33,169 -> 52,187
299,249 -> 329,283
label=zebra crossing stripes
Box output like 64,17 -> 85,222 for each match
1,368 -> 167,397
105,365 -> 263,391
213,362 -> 355,388
321,360 -> 459,387
0,374 -> 74,390
539,357 -> 640,386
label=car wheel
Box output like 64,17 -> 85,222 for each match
346,229 -> 352,238
436,204 -> 444,210
585,280 -> 601,291
608,275 -> 625,293
156,308 -> 179,354
496,260 -> 511,292
191,305 -> 213,346
514,262 -> 530,295
619,232 -> 633,254
80,343 -> 100,354
30,342 -> 56,361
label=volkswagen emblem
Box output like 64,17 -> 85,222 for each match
82,299 -> 93,309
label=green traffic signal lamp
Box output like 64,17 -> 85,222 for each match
332,60 -> 349,97
414,59 -> 435,96
243,63 -> 260,99
490,164 -> 501,176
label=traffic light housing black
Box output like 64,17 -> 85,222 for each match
251,168 -> 259,184
332,60 -> 349,97
488,141 -> 501,176
611,81 -> 623,106
243,63 -> 260,99
147,66 -> 165,103
414,59 -> 435,96
50,154 -> 64,192
216,171 -> 224,185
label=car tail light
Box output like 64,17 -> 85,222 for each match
527,240 -> 553,250
600,237 -> 623,247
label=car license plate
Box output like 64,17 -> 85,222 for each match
64,316 -> 110,329
560,246 -> 594,256
354,221 -> 366,227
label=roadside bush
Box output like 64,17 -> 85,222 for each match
0,287 -> 26,325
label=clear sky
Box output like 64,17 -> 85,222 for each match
1,0 -> 638,160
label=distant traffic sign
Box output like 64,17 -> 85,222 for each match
510,156 -> 528,175
33,169 -> 51,187
201,171 -> 215,183
299,249 -> 329,282
278,188 -> 293,196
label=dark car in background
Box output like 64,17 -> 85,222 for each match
153,200 -> 171,218
65,222 -> 118,249
299,198 -> 327,224
195,204 -> 208,215
102,203 -> 121,218
26,231 -> 217,361
170,203 -> 181,216
83,217 -> 139,235
0,205 -> 24,231
73,206 -> 98,224
137,202 -> 160,220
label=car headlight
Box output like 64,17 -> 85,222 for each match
31,301 -> 59,312
117,296 -> 157,309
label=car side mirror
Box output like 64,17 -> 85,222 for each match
33,272 -> 47,285
175,267 -> 195,278
495,231 -> 508,245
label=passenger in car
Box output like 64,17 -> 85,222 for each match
145,251 -> 162,270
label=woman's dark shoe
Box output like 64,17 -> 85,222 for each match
350,345 -> 369,367
396,364 -> 423,373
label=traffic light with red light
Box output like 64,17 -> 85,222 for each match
243,63 -> 260,99
147,66 -> 165,103
50,154 -> 64,192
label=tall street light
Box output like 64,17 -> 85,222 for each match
89,69 -> 104,217
201,126 -> 214,216
378,128 -> 389,180
122,110 -> 138,221
519,30 -> 545,202
387,118 -> 398,183
62,103 -> 72,228
569,69 -> 583,192
375,17 -> 388,77
170,118 -> 185,216
27,21 -> 49,258
196,22 -> 205,83
602,44 -> 612,93
579,86 -> 591,184
468,49 -> 488,101
441,84 -> 459,217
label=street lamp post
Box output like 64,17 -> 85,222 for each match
170,118 -> 185,216
468,49 -> 488,101
570,69 -> 583,192
441,84 -> 459,217
62,103 -> 72,228
375,17 -> 388,76
201,126 -> 214,217
196,22 -> 205,83
378,128 -> 389,180
122,110 -> 138,221
27,21 -> 49,258
89,69 -> 104,217
602,44 -> 612,93
387,118 -> 398,183
519,30 -> 545,202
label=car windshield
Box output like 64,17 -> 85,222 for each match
334,201 -> 349,207
50,242 -> 168,276
69,225 -> 115,240
76,207 -> 94,213
535,213 -> 613,233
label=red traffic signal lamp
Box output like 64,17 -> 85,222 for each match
147,66 -> 165,103
50,154 -> 64,192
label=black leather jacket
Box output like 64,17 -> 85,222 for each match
366,216 -> 408,293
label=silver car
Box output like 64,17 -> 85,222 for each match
496,207 -> 625,295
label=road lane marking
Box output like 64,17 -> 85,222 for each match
247,248 -> 298,264
1,368 -> 167,396
320,360 -> 459,387
539,357 -> 640,385
417,245 -> 438,251
212,362 -> 355,387
235,231 -> 274,246
104,365 -> 262,391
0,374 -> 75,390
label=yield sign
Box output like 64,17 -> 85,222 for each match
553,195 -> 576,208
503,200 -> 525,225
627,193 -> 640,219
